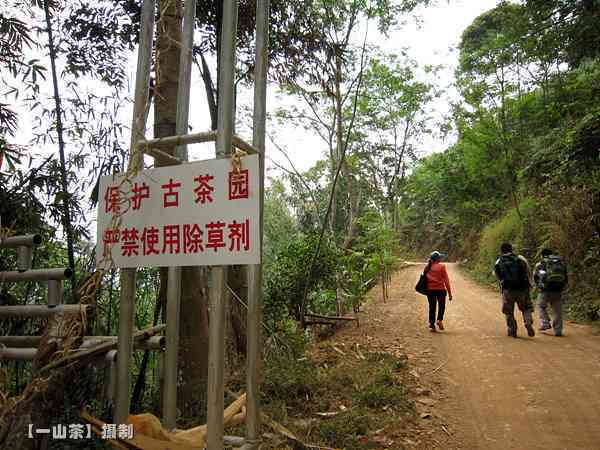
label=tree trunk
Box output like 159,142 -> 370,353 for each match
154,0 -> 209,422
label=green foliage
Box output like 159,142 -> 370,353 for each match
319,409 -> 372,449
401,1 -> 600,320
263,180 -> 298,264
262,332 -> 320,413
264,232 -> 338,324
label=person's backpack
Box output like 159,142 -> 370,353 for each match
495,254 -> 529,290
539,256 -> 567,291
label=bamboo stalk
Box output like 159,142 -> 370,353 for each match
139,130 -> 217,150
0,304 -> 90,318
141,147 -> 183,165
232,135 -> 260,155
139,131 -> 260,155
0,336 -> 164,349
37,324 -> 165,375
0,347 -> 37,361
0,268 -> 72,282
0,234 -> 42,248
246,2 -> 269,444
304,313 -> 357,321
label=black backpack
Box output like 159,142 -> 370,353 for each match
495,254 -> 529,290
539,256 -> 567,291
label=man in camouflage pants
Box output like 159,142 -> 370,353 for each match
494,243 -> 535,338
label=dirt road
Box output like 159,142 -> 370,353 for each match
344,263 -> 600,449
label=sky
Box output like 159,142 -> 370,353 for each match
5,0 -> 500,197
259,0 -> 500,174
170,0 -> 501,178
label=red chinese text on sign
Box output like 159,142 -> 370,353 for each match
131,182 -> 150,210
121,227 -> 140,256
161,178 -> 181,208
228,169 -> 249,200
163,225 -> 181,254
194,174 -> 215,204
206,221 -> 227,252
183,224 -> 204,253
104,186 -> 120,213
141,226 -> 160,256
96,154 -> 260,268
102,228 -> 120,257
228,219 -> 250,251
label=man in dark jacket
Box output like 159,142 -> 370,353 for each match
534,248 -> 568,336
494,242 -> 535,338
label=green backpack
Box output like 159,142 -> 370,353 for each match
540,256 -> 567,291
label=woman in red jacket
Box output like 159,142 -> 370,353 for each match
425,251 -> 453,332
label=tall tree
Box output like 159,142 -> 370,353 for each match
151,0 -> 210,419
356,54 -> 435,229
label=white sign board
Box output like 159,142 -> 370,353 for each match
96,155 -> 259,268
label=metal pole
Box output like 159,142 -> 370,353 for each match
244,0 -> 269,448
114,0 -> 155,426
208,2 -> 238,448
163,266 -> 181,430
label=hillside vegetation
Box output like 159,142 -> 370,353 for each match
399,1 -> 600,321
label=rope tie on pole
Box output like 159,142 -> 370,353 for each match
231,148 -> 247,174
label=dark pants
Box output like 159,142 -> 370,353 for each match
427,290 -> 447,326
502,289 -> 533,333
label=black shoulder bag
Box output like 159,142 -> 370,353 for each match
415,262 -> 431,296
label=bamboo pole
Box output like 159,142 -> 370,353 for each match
114,269 -> 136,425
163,266 -> 181,430
106,350 -> 117,405
207,2 -> 239,447
15,246 -> 33,272
232,135 -> 260,155
304,312 -> 357,321
245,0 -> 269,448
0,336 -> 164,350
47,280 -> 63,306
0,347 -> 37,361
38,324 -> 165,375
142,147 -> 183,165
114,0 -> 155,427
139,132 -> 260,156
0,304 -> 91,318
0,268 -> 72,282
0,234 -> 42,248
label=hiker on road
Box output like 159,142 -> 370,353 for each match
425,251 -> 453,332
494,243 -> 535,338
534,248 -> 568,336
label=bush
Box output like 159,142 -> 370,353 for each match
474,197 -> 540,277
319,408 -> 371,449
262,329 -> 320,413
